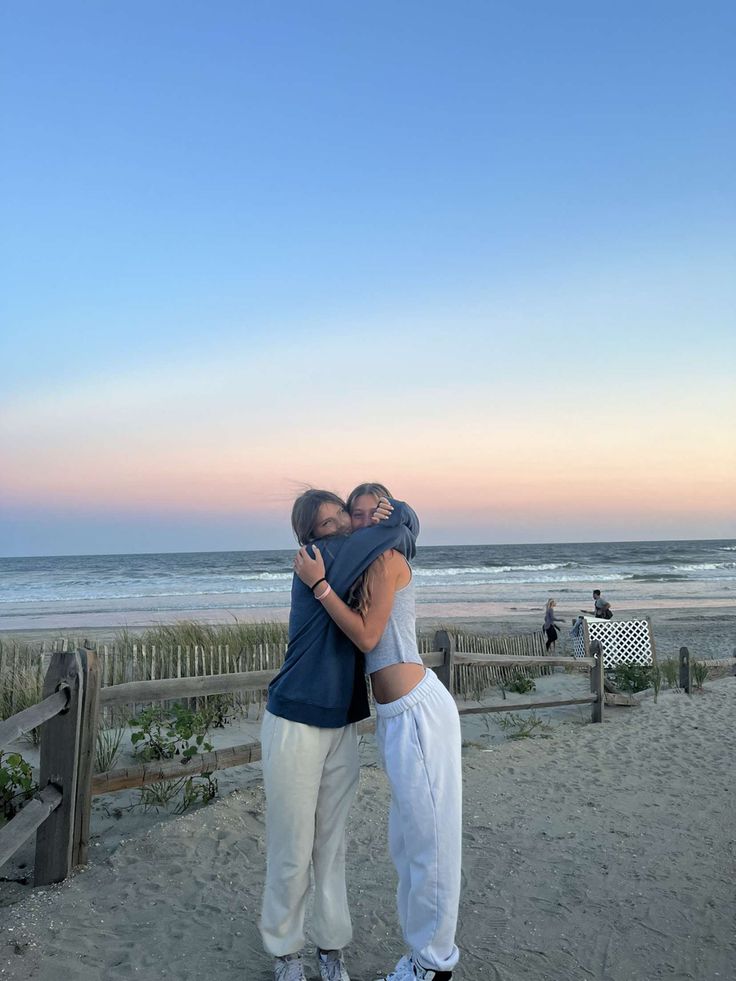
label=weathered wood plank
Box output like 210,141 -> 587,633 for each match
433,631 -> 455,693
0,786 -> 62,870
458,695 -> 597,715
34,651 -> 84,886
99,669 -> 279,706
73,649 -> 101,868
453,654 -> 595,667
0,689 -> 68,749
590,640 -> 604,723
91,741 -> 264,794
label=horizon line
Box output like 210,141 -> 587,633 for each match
2,534 -> 735,562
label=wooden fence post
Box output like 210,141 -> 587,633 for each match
433,630 -> 456,694
646,615 -> 657,664
679,647 -> 692,695
73,647 -> 101,869
590,640 -> 604,723
34,650 -> 84,886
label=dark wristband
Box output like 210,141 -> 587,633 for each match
310,577 -> 327,593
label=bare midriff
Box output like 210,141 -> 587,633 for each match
370,662 -> 426,704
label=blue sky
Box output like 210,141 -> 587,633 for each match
1,2 -> 734,555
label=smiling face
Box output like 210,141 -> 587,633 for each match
350,493 -> 380,530
312,501 -> 351,539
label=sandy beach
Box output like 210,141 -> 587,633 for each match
1,664 -> 734,980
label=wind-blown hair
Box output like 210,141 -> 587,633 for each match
291,489 -> 346,546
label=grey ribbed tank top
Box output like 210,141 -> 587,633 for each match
364,575 -> 424,675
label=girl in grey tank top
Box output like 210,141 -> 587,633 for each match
364,574 -> 424,675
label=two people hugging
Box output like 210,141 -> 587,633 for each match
259,484 -> 462,981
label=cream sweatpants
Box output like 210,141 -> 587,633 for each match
259,711 -> 360,957
375,669 -> 462,973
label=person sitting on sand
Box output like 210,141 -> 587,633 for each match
543,598 -> 565,652
260,488 -> 418,981
294,483 -> 461,981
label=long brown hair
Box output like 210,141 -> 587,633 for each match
291,489 -> 346,546
346,482 -> 394,617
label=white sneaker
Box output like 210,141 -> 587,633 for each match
318,948 -> 351,981
410,960 -> 453,980
377,954 -> 452,981
377,954 -> 413,981
274,953 -> 307,981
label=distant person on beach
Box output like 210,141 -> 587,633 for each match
295,482 -> 461,981
543,598 -> 565,651
260,488 -> 418,981
582,589 -> 613,619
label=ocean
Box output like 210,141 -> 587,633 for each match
1,539 -> 735,633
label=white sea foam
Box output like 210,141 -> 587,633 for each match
674,562 -> 736,572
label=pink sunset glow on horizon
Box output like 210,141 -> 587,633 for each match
1,4 -> 734,557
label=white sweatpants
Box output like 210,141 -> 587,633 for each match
376,669 -> 462,973
259,711 -> 360,957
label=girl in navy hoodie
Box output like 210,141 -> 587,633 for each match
260,490 -> 418,981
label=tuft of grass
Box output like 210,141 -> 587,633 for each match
498,711 -> 552,740
138,778 -> 187,812
0,661 -> 43,745
504,671 -> 536,695
116,620 -> 289,653
692,660 -> 710,690
650,663 -> 662,703
95,726 -> 126,773
660,658 -> 679,689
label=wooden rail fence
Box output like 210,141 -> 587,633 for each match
0,649 -> 94,885
2,633 -> 604,884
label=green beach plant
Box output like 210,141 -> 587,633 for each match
129,704 -> 214,763
504,671 -> 536,695
129,703 -> 218,812
0,750 -> 37,824
176,772 -> 218,813
610,663 -> 651,693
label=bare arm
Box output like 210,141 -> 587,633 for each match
294,546 -> 404,653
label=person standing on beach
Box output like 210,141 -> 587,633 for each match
260,489 -> 419,981
294,482 -> 461,981
543,598 -> 565,651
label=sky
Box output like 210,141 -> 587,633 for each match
1,1 -> 735,556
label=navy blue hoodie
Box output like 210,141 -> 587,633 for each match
266,501 -> 419,727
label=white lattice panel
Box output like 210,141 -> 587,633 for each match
584,618 -> 654,669
572,632 -> 587,660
